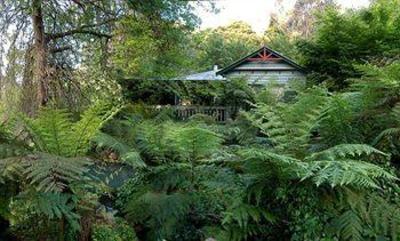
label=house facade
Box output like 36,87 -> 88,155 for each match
172,46 -> 306,121
179,46 -> 306,85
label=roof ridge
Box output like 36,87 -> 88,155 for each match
216,46 -> 304,75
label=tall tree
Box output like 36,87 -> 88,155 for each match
191,21 -> 262,71
0,0 -> 120,114
298,0 -> 400,89
0,0 -> 214,114
286,0 -> 337,38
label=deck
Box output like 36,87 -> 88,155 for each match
157,105 -> 232,122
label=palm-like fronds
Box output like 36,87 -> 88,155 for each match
373,104 -> 400,156
306,144 -> 388,162
303,160 -> 395,188
334,210 -> 363,241
118,123 -> 237,240
1,102 -> 119,193
0,102 -> 120,239
71,101 -> 121,156
248,87 -> 330,157
0,157 -> 25,183
23,153 -> 91,192
330,190 -> 400,241
9,192 -> 81,233
167,126 -> 222,162
240,86 -> 400,240
21,101 -> 120,157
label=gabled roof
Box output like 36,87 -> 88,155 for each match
216,46 -> 305,75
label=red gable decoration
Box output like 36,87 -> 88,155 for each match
247,47 -> 282,62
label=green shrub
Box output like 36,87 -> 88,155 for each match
92,219 -> 138,241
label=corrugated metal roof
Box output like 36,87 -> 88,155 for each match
174,70 -> 225,81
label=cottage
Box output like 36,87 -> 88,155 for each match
172,46 -> 306,121
178,46 -> 306,85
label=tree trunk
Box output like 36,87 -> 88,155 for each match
31,0 -> 49,112
20,46 -> 36,114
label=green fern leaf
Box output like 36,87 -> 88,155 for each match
307,144 -> 388,162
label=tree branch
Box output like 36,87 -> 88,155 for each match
47,18 -> 117,40
48,29 -> 112,40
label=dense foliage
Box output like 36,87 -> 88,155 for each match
298,0 -> 400,89
2,0 -> 400,240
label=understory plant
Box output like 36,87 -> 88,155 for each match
94,114 -> 243,241
94,87 -> 400,241
0,101 -> 127,240
2,63 -> 400,241
235,86 -> 400,241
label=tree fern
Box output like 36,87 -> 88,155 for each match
0,102 -> 120,192
118,123 -> 239,241
330,189 -> 400,241
21,101 -> 121,157
0,102 -> 119,240
22,108 -> 74,156
222,202 -> 275,241
240,145 -> 394,189
0,157 -> 25,183
70,101 -> 121,156
334,210 -> 363,241
372,104 -> 400,157
306,144 -> 388,162
303,160 -> 395,188
9,192 -> 81,235
135,121 -> 172,162
23,153 -> 91,192
248,87 -> 330,157
167,126 -> 223,162
125,187 -> 194,240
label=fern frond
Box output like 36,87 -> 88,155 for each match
22,109 -> 73,156
126,190 -> 193,239
148,163 -> 192,190
307,144 -> 388,162
0,157 -> 25,183
135,121 -> 170,162
334,191 -> 400,241
23,153 -> 91,192
240,148 -> 308,179
223,203 -> 275,228
366,194 -> 400,240
303,160 -> 396,188
12,192 -> 80,231
335,210 -> 363,241
372,128 -> 400,146
167,126 -> 222,162
249,87 -> 330,157
222,202 -> 275,241
93,132 -> 132,155
0,142 -> 29,159
121,151 -> 146,168
71,101 -> 122,156
241,148 -> 301,165
391,103 -> 400,121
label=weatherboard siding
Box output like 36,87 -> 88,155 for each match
225,72 -> 305,84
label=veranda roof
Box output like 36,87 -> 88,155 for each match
174,69 -> 225,81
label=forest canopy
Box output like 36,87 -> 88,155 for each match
2,0 -> 400,241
